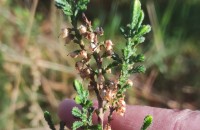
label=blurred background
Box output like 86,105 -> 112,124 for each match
0,0 -> 200,129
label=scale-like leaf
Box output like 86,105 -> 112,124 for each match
55,0 -> 72,15
129,65 -> 146,73
89,124 -> 102,130
55,0 -> 65,9
85,100 -> 93,108
72,107 -> 82,118
129,54 -> 145,64
73,80 -> 83,95
75,95 -> 82,104
141,115 -> 153,130
131,0 -> 142,29
136,10 -> 145,30
138,25 -> 151,36
72,121 -> 84,130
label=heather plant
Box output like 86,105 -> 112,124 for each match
44,0 -> 152,130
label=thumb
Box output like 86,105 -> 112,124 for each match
110,105 -> 200,130
58,99 -> 200,130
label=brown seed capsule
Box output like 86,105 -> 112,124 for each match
78,25 -> 87,34
68,51 -> 79,58
75,61 -> 83,70
79,68 -> 90,79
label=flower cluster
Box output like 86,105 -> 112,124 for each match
60,13 -> 130,119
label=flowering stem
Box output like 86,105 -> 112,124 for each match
53,0 -> 152,130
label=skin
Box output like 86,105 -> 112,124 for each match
58,99 -> 200,130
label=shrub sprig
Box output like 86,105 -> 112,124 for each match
44,0 -> 153,130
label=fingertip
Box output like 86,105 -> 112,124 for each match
58,99 -> 81,128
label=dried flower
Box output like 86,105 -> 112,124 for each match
116,98 -> 126,116
97,74 -> 105,85
105,40 -> 113,51
104,123 -> 111,130
127,79 -> 133,87
104,89 -> 116,101
80,68 -> 91,79
106,50 -> 113,57
60,28 -> 69,38
106,69 -> 112,74
90,42 -> 97,51
79,50 -> 88,59
86,33 -> 95,42
117,106 -> 126,116
79,25 -> 87,34
100,89 -> 107,98
95,27 -> 104,36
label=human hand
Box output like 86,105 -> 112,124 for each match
58,99 -> 200,130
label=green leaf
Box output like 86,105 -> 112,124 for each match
112,53 -> 122,62
135,54 -> 145,62
85,100 -> 93,108
73,80 -> 83,95
129,65 -> 146,73
129,54 -> 145,63
123,47 -> 131,59
136,36 -> 145,44
120,27 -> 125,34
106,61 -> 119,70
118,84 -> 131,94
131,0 -> 142,29
141,115 -> 153,130
77,0 -> 90,11
72,107 -> 82,118
55,0 -> 72,16
82,90 -> 89,99
72,121 -> 84,130
55,0 -> 65,9
136,10 -> 144,30
138,25 -> 151,36
74,95 -> 82,104
89,124 -> 102,130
